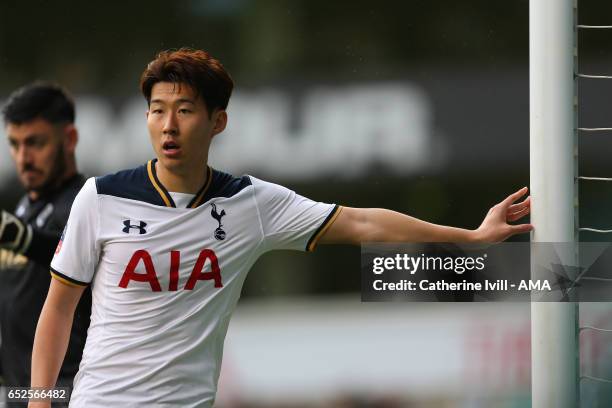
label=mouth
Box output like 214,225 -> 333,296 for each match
162,140 -> 182,157
21,169 -> 41,176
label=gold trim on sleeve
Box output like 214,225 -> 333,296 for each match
50,271 -> 87,288
307,206 -> 343,252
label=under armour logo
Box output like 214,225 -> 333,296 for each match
210,203 -> 227,241
123,220 -> 147,234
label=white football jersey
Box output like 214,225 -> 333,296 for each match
50,159 -> 340,407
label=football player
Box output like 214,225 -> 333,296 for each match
29,49 -> 531,407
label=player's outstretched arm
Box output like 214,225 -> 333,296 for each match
320,187 -> 532,245
28,278 -> 86,408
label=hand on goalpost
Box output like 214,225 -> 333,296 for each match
474,187 -> 532,243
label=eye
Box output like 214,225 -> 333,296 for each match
150,108 -> 163,114
26,138 -> 46,149
178,108 -> 192,114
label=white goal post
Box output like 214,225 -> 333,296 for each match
529,0 -> 579,407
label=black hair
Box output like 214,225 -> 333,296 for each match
2,81 -> 75,125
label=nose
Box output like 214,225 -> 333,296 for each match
162,112 -> 178,136
15,145 -> 32,168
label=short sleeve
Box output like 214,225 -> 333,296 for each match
50,177 -> 100,286
250,176 -> 342,252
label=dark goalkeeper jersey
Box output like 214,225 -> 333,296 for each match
0,174 -> 91,391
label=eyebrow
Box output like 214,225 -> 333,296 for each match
7,133 -> 43,144
150,98 -> 196,105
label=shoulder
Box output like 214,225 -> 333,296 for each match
94,161 -> 167,206
72,177 -> 99,205
41,175 -> 87,226
203,169 -> 252,201
52,177 -> 99,225
95,163 -> 147,197
53,174 -> 86,204
246,175 -> 295,200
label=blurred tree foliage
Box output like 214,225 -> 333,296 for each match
0,0 -> 534,93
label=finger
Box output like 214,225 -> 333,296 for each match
507,214 -> 524,223
502,187 -> 529,207
502,187 -> 529,206
507,208 -> 530,222
508,196 -> 530,213
509,223 -> 534,235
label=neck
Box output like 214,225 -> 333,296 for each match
155,160 -> 207,194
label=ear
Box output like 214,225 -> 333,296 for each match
63,124 -> 78,154
210,110 -> 227,139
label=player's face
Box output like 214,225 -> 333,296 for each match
6,118 -> 68,194
147,82 -> 226,173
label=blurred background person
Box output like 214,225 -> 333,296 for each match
0,82 -> 91,406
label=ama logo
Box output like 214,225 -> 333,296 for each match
55,226 -> 66,255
